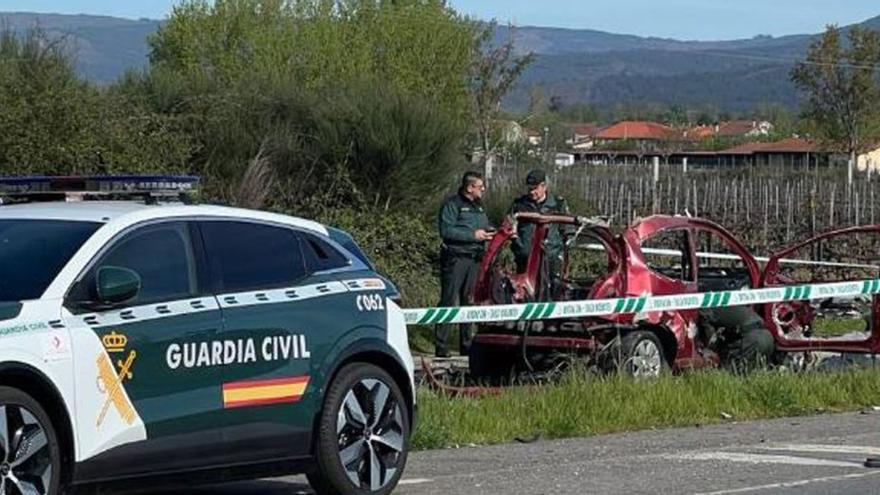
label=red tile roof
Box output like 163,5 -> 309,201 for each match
685,125 -> 717,140
596,121 -> 675,140
720,138 -> 817,155
717,120 -> 761,137
720,141 -> 770,155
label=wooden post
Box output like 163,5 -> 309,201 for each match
848,157 -> 854,186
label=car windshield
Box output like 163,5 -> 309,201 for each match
0,219 -> 101,302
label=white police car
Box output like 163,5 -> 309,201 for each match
0,176 -> 414,495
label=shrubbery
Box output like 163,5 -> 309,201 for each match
0,3 -> 533,358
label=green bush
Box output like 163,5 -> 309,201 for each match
0,29 -> 193,175
311,206 -> 441,352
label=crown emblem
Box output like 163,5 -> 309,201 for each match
102,331 -> 128,353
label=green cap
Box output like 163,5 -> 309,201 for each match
526,169 -> 546,186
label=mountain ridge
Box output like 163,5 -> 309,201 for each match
2,11 -> 878,112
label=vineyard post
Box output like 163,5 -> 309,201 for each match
848,158 -> 854,186
829,186 -> 835,226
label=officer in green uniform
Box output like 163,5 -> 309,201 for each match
508,169 -> 570,296
435,171 -> 493,358
700,305 -> 776,371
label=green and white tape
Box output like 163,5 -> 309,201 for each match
402,279 -> 880,325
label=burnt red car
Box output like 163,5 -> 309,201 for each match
469,213 -> 880,380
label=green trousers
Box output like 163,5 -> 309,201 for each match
702,306 -> 776,371
435,250 -> 478,356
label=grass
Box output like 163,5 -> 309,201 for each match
811,316 -> 867,337
411,367 -> 880,450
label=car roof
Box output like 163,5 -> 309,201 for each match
0,201 -> 328,235
0,200 -> 151,222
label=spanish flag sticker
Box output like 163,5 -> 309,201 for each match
222,376 -> 310,409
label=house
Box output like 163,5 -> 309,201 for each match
684,125 -> 717,140
595,121 -> 677,151
857,144 -> 880,172
573,137 -> 830,167
566,123 -> 602,149
596,121 -> 675,141
523,127 -> 543,146
717,137 -> 822,167
684,120 -> 774,141
716,120 -> 773,138
554,152 -> 576,168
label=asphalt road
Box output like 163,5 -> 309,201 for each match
142,411 -> 880,495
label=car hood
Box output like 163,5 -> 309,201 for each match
0,303 -> 23,323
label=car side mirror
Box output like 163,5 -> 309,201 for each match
94,266 -> 141,307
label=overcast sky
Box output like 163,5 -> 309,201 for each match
1,0 -> 878,40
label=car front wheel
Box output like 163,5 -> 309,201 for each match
0,386 -> 62,495
308,363 -> 410,495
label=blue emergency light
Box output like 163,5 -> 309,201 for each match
0,175 -> 201,203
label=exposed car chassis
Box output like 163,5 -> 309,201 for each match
466,212 -> 880,381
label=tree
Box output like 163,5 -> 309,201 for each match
792,25 -> 880,181
0,28 -> 192,175
141,0 -> 484,209
149,0 -> 479,119
470,22 -> 534,175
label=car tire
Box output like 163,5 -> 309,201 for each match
308,363 -> 410,495
0,386 -> 63,495
606,331 -> 669,378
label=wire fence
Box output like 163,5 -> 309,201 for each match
488,160 -> 880,264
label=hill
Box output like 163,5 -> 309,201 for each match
2,11 -> 878,112
0,12 -> 160,81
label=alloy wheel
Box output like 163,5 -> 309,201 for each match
0,405 -> 53,495
335,379 -> 405,491
630,339 -> 663,378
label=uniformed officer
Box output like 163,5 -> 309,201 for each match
700,305 -> 776,371
508,169 -> 570,295
435,171 -> 493,358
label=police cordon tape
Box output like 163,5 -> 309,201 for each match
401,279 -> 880,326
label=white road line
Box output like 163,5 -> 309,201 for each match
760,444 -> 880,456
398,478 -> 433,485
693,471 -> 880,495
666,452 -> 863,468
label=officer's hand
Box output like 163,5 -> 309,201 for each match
475,229 -> 495,241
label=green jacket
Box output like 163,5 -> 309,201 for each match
438,192 -> 491,257
508,193 -> 570,263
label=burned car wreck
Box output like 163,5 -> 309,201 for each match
467,212 -> 880,382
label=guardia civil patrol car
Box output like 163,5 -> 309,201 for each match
0,176 -> 414,495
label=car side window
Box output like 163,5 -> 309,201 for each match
695,229 -> 753,291
93,222 -> 198,306
200,221 -> 307,292
641,228 -> 695,283
302,234 -> 349,272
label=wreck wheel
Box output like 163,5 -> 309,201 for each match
608,330 -> 669,378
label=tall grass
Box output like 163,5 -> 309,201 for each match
412,368 -> 880,449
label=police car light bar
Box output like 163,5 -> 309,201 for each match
0,175 -> 200,200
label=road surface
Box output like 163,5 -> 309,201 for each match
140,411 -> 880,494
